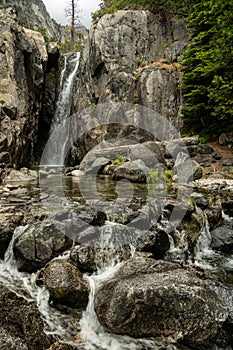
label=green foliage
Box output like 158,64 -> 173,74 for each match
162,169 -> 173,183
181,0 -> 233,138
112,153 -> 126,165
37,28 -> 50,43
92,0 -> 198,23
90,103 -> 97,111
147,170 -> 159,184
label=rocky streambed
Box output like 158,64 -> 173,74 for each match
0,145 -> 233,350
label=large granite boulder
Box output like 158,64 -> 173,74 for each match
95,258 -> 228,346
0,283 -> 51,350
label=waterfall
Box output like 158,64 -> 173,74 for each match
47,52 -> 80,165
52,52 -> 80,127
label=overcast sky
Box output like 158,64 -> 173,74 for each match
42,0 -> 101,27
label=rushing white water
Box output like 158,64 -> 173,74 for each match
48,52 -> 80,165
53,52 -> 80,127
194,208 -> 233,276
78,224 -> 176,350
0,226 -> 81,339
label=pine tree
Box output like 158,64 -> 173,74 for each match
181,0 -> 233,137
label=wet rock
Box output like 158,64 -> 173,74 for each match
70,224 -> 134,272
0,283 -> 51,350
48,342 -> 82,350
39,259 -> 89,310
0,151 -> 12,164
3,168 -> 38,183
0,205 -> 24,258
13,221 -> 72,272
0,329 -> 28,350
136,228 -> 170,259
95,258 -> 228,346
70,245 -> 97,272
0,226 -> 13,259
211,224 -> 233,253
111,161 -> 147,183
73,206 -> 107,227
222,201 -> 233,217
204,207 -> 223,231
191,192 -> 209,209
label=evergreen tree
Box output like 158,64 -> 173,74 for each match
181,0 -> 233,137
92,0 -> 197,22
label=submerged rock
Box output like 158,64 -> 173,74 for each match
95,258 -> 228,346
39,259 -> 89,310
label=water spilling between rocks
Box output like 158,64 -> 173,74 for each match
1,174 -> 233,350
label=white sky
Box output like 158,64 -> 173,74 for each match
42,0 -> 101,27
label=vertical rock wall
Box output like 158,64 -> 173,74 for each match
0,8 -> 58,168
72,10 -> 188,130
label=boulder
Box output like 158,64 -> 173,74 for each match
39,259 -> 89,310
95,258 -> 228,346
0,283 -> 51,350
129,141 -> 165,167
70,245 -> 97,273
211,224 -> 233,253
136,228 -> 170,258
222,201 -> 233,217
111,160 -> 147,183
219,131 -> 233,146
13,221 -> 72,272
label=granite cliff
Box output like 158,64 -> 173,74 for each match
0,7 -> 59,168
0,0 -> 62,40
72,11 -> 188,122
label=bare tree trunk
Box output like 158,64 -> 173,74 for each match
70,0 -> 75,51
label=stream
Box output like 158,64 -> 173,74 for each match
0,173 -> 233,349
0,52 -> 232,350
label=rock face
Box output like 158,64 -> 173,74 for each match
0,7 -> 48,168
1,0 -> 62,40
68,11 -> 189,165
95,258 -> 228,346
72,11 -> 188,123
0,282 -> 51,350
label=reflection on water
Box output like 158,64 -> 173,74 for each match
63,175 -> 150,202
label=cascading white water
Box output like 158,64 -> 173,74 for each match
52,52 -> 80,127
0,226 -> 81,339
48,52 -> 80,165
194,207 -> 233,275
78,224 -> 166,350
